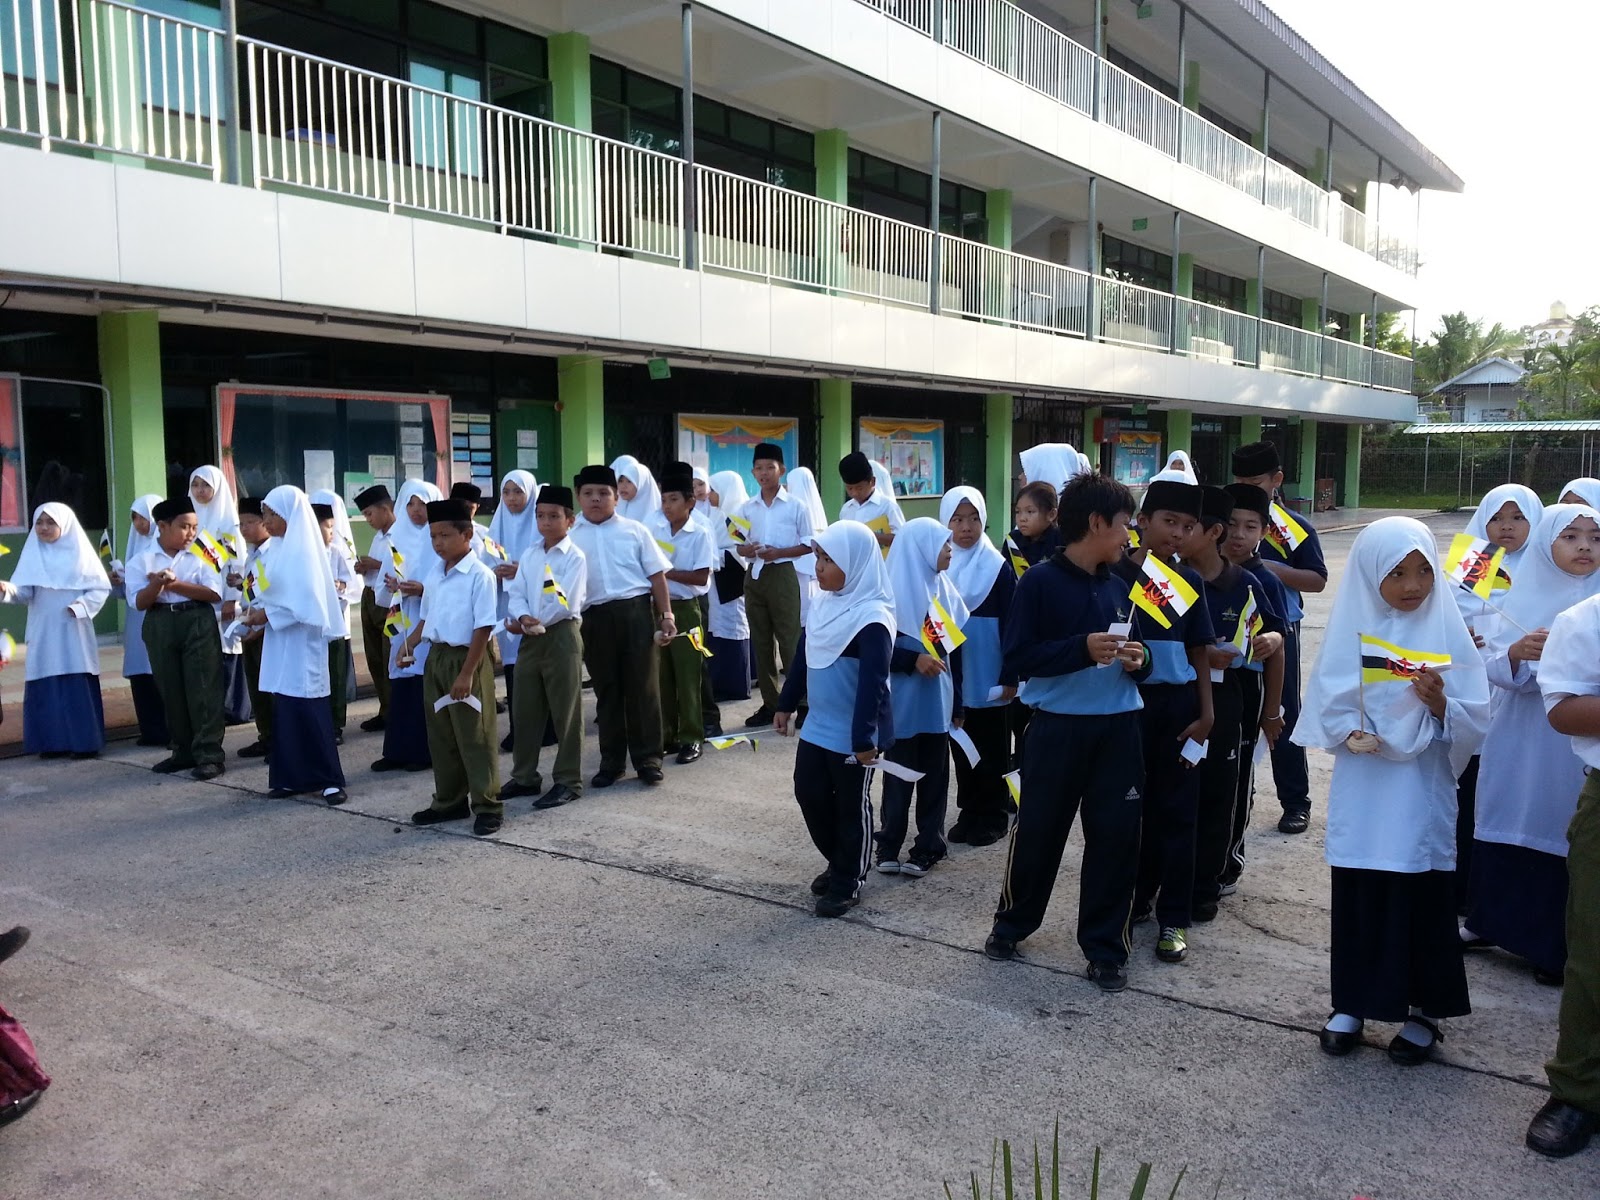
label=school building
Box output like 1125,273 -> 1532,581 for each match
0,0 -> 1453,588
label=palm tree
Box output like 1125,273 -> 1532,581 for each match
1412,312 -> 1522,393
1528,342 -> 1595,413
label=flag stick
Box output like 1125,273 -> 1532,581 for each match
1356,632 -> 1368,736
1457,582 -> 1532,635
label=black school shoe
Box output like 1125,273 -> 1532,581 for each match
323,788 -> 348,806
533,784 -> 578,810
676,743 -> 702,765
1387,1017 -> 1442,1066
815,891 -> 859,918
237,740 -> 269,759
0,926 -> 31,966
1319,1017 -> 1363,1057
744,707 -> 773,728
500,778 -> 543,801
192,764 -> 225,781
1278,808 -> 1311,834
411,802 -> 471,826
638,766 -> 665,786
472,812 -> 502,837
591,769 -> 621,788
810,870 -> 833,897
984,934 -> 1018,961
1527,1098 -> 1599,1158
152,757 -> 192,774
359,715 -> 386,733
1086,961 -> 1128,992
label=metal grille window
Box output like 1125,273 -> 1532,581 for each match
1101,235 -> 1172,291
1106,47 -> 1178,102
1192,266 -> 1248,313
848,149 -> 986,239
1263,287 -> 1303,327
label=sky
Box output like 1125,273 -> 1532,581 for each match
1263,0 -> 1600,339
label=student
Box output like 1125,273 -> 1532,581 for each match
663,459 -> 723,737
1525,591 -> 1600,1157
394,497 -> 501,834
1115,480 -> 1215,964
232,498 -> 274,759
940,486 -> 1017,848
569,464 -> 675,786
1452,483 -> 1541,910
189,464 -> 251,726
1293,518 -> 1487,1064
487,470 -> 540,751
1218,483 -> 1294,891
650,470 -> 715,764
311,488 -> 360,720
877,517 -> 966,878
243,487 -> 348,805
1559,478 -> 1600,508
313,502 -> 359,743
1466,504 -> 1600,982
838,451 -> 904,551
706,470 -> 753,703
737,443 -> 815,727
1161,450 -> 1199,484
372,480 -> 443,773
786,466 -> 828,625
112,494 -> 168,747
1018,443 -> 1085,495
130,497 -> 226,779
1232,441 -> 1328,835
692,467 -> 713,519
985,474 -> 1150,992
352,484 -> 397,733
1007,482 -> 1064,570
501,484 -> 588,810
774,520 -> 896,917
0,503 -> 110,757
1180,487 -> 1285,924
611,455 -> 663,523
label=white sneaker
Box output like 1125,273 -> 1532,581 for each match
899,858 -> 929,878
875,857 -> 901,875
1217,881 -> 1238,897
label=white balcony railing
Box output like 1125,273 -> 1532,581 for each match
941,0 -> 1096,115
858,0 -> 936,36
0,0 -> 1415,396
1098,61 -> 1179,161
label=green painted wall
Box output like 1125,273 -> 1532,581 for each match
495,402 -> 559,490
1244,279 -> 1261,317
1238,415 -> 1263,455
986,189 -> 1013,249
984,392 -> 1013,542
1294,419 -> 1318,498
818,378 -> 852,517
557,356 -> 605,484
549,33 -> 592,131
1176,253 -> 1194,299
1183,63 -> 1200,111
1165,409 -> 1192,456
96,310 -> 166,637
1344,424 -> 1362,507
1300,297 -> 1321,333
815,129 -> 848,204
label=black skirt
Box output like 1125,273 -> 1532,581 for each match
1330,867 -> 1470,1022
1466,839 -> 1568,975
267,695 -> 346,794
382,675 -> 433,767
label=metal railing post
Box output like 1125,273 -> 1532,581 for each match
681,3 -> 697,270
221,0 -> 242,183
929,109 -> 942,315
1086,174 -> 1099,341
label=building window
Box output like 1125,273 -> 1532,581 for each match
848,149 -> 986,238
859,418 -> 946,498
1101,235 -> 1172,291
17,380 -> 110,532
1191,265 -> 1247,312
1106,47 -> 1178,102
1263,287 -> 1302,327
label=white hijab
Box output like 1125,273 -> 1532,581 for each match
939,486 -> 1003,610
124,494 -> 163,564
786,467 -> 828,531
1077,450 -> 1095,477
309,488 -> 358,563
709,470 -> 750,554
10,502 -> 107,591
1161,451 -> 1199,484
869,459 -> 907,524
1019,443 -> 1084,495
390,480 -> 443,580
805,521 -> 895,669
884,516 -> 969,638
189,464 -> 241,543
1293,517 -> 1488,774
262,486 -> 343,640
1561,478 -> 1600,509
611,455 -> 661,523
1493,504 -> 1600,656
488,470 -> 540,563
692,466 -> 713,517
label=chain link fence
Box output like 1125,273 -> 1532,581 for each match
1361,431 -> 1600,510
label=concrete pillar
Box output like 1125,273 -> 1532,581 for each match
549,33 -> 593,131
1183,63 -> 1200,111
1296,418 -> 1318,498
1344,424 -> 1362,507
819,378 -> 853,518
986,188 -> 1013,249
815,129 -> 849,203
1244,279 -> 1261,317
1300,297 -> 1322,333
99,311 -> 166,546
1176,254 -> 1195,298
1165,409 -> 1192,457
1238,415 -> 1263,457
558,355 -> 604,483
985,392 -> 1013,542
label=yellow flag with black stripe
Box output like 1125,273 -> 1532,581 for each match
542,562 -> 569,609
1231,592 -> 1264,664
684,626 -> 714,658
1359,633 -> 1450,684
1265,502 -> 1308,557
1444,533 -> 1511,599
920,596 -> 966,660
1003,535 -> 1029,578
1129,554 -> 1197,630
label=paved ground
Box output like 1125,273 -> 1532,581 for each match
5,509 -> 1598,1199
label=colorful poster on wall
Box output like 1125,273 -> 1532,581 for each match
0,376 -> 20,531
676,414 -> 800,502
1113,431 -> 1164,488
858,418 -> 945,498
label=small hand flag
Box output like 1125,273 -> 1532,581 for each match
97,528 -> 113,565
482,535 -> 509,563
920,596 -> 967,660
1265,503 -> 1308,558
655,538 -> 677,556
709,734 -> 758,752
1127,526 -> 1141,550
1129,555 -> 1197,630
1359,633 -> 1450,684
1003,770 -> 1022,808
1003,535 -> 1029,579
683,626 -> 714,658
0,542 -> 11,557
725,514 -> 751,545
390,544 -> 406,580
189,530 -> 228,571
383,603 -> 409,638
0,629 -> 15,665
542,562 -> 569,609
1444,533 -> 1511,599
1230,592 -> 1264,664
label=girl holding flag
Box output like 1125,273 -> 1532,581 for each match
487,469 -> 539,750
610,455 -> 662,523
189,464 -> 252,725
371,480 -> 442,772
1293,517 -> 1488,1065
0,503 -> 111,756
875,517 -> 968,878
706,470 -> 753,701
112,494 -> 169,746
1466,503 -> 1600,982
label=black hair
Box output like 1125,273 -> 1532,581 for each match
1057,473 -> 1135,544
1016,481 -> 1059,515
536,502 -> 576,518
434,519 -> 475,537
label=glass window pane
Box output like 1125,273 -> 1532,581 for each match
408,0 -> 477,56
20,381 -> 109,531
326,0 -> 400,29
727,109 -> 770,152
695,97 -> 727,137
591,59 -> 624,102
485,21 -> 546,78
627,73 -> 680,122
772,126 -> 813,164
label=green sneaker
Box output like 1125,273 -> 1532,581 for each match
1156,926 -> 1188,963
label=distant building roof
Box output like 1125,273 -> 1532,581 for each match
1428,357 -> 1527,395
1403,420 -> 1600,435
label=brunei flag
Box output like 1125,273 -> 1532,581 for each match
1360,633 -> 1450,684
1130,554 -> 1198,630
684,627 -> 714,658
725,514 -> 751,545
481,535 -> 509,563
242,568 -> 259,604
1127,526 -> 1141,550
1230,592 -> 1264,664
542,562 -> 569,609
0,542 -> 11,557
1444,533 -> 1511,599
97,527 -> 113,566
189,529 -> 229,571
389,544 -> 406,580
383,602 -> 409,638
1265,503 -> 1309,558
920,596 -> 967,661
1003,535 -> 1029,579
0,630 -> 15,665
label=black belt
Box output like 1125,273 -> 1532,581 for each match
151,600 -> 207,613
589,594 -> 651,609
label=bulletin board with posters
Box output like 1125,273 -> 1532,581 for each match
1112,430 -> 1163,489
858,417 -> 944,498
0,376 -> 21,532
676,414 -> 800,501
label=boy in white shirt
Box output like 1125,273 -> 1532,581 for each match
837,451 -> 902,551
501,485 -> 589,810
314,502 -> 360,743
650,470 -> 715,764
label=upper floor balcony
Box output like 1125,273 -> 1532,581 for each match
0,0 -> 1413,397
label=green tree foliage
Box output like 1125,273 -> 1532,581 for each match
1412,312 -> 1523,394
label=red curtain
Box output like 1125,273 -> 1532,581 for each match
217,386 -> 239,498
428,397 -> 450,488
0,378 -> 20,530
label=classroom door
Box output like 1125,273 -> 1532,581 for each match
496,401 -> 559,492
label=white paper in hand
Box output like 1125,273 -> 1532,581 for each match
986,685 -> 1008,703
1180,738 -> 1208,767
854,756 -> 924,783
949,726 -> 980,768
1099,620 -> 1132,668
433,694 -> 484,714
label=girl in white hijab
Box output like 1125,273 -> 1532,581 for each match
1161,450 -> 1199,484
1466,504 -> 1600,981
310,488 -> 360,717
1292,517 -> 1488,1064
611,455 -> 662,523
785,467 -> 829,625
706,469 -> 752,703
1559,478 -> 1600,508
1018,443 -> 1084,496
115,494 -> 168,746
0,502 -> 111,756
773,520 -> 896,916
487,469 -> 539,749
190,464 -> 251,724
372,479 -> 442,772
877,517 -> 970,877
692,466 -> 713,519
244,485 -> 346,803
868,460 -> 908,528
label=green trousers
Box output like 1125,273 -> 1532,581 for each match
581,594 -> 662,774
511,619 -> 584,793
142,603 -> 225,767
328,637 -> 350,732
359,586 -> 390,720
1549,772 -> 1600,1111
241,629 -> 274,745
659,597 -> 705,747
745,560 -> 801,710
422,643 -> 501,815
